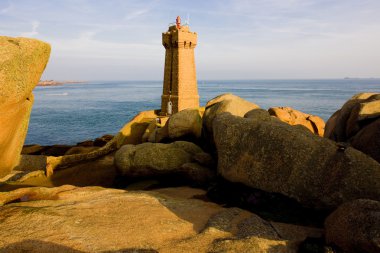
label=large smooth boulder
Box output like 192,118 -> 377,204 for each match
324,93 -> 380,141
0,36 -> 50,177
114,141 -> 214,183
268,107 -> 325,136
350,118 -> 380,163
213,112 -> 380,209
203,93 -> 260,138
325,199 -> 380,253
324,93 -> 380,163
0,185 -> 322,252
146,109 -> 203,143
167,108 -> 202,139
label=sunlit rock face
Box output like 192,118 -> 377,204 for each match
0,36 -> 51,177
0,185 -> 322,252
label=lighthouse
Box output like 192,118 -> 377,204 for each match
160,16 -> 199,115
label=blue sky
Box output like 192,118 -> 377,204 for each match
1,0 -> 379,80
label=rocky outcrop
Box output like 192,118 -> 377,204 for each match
38,110 -> 156,176
213,112 -> 380,209
114,141 -> 214,184
350,118 -> 380,163
75,134 -> 114,148
268,107 -> 325,136
325,199 -> 380,253
94,134 -> 114,146
324,93 -> 374,141
167,108 -> 202,139
0,36 -> 51,177
144,108 -> 203,143
21,134 -> 114,156
324,93 -> 380,163
0,185 -> 322,253
64,146 -> 99,155
203,93 -> 260,139
4,154 -> 117,189
147,117 -> 170,143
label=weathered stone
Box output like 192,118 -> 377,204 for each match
40,145 -> 73,156
143,117 -> 170,143
21,145 -> 46,155
268,107 -> 325,136
324,93 -> 380,163
324,93 -> 380,141
114,141 -> 205,179
351,118 -> 380,163
148,123 -> 169,143
214,112 -> 380,209
0,36 -> 50,177
159,116 -> 169,127
325,199 -> 380,253
14,155 -> 48,172
351,92 -> 379,100
1,170 -> 46,186
76,140 -> 94,147
180,163 -> 215,184
142,119 -> 158,142
43,110 -> 157,175
64,146 -> 99,155
168,108 -> 202,139
0,185 -> 322,252
324,100 -> 362,141
48,155 -> 117,187
93,134 -> 114,147
244,108 -> 271,121
357,98 -> 380,119
193,152 -> 215,167
268,107 -> 306,125
308,115 -> 326,136
323,109 -> 341,140
2,154 -> 117,189
203,93 -> 260,144
345,94 -> 380,138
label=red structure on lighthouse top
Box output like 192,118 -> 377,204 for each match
176,16 -> 181,29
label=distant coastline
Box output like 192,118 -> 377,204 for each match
37,80 -> 87,86
343,77 -> 380,80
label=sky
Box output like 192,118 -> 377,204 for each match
1,0 -> 379,80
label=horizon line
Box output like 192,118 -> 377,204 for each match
40,77 -> 380,82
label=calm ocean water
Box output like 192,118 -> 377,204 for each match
25,79 -> 380,145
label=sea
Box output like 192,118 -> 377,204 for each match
25,79 -> 380,145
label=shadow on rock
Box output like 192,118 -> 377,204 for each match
0,239 -> 159,253
0,240 -> 85,253
206,178 -> 330,228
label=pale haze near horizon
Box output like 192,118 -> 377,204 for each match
1,0 -> 379,80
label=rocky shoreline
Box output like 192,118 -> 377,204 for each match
1,36 -> 380,253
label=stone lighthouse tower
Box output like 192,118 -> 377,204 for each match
160,16 -> 199,115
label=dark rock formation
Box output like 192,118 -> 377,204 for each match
213,112 -> 380,209
324,93 -> 380,163
325,199 -> 380,253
